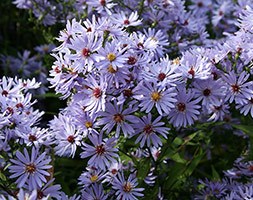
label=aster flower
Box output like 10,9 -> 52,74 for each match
50,114 -> 83,158
80,132 -> 118,170
236,96 -> 253,118
143,28 -> 169,58
222,70 -> 253,104
81,183 -> 108,200
97,100 -> 138,138
112,172 -> 144,200
168,86 -> 201,127
86,0 -> 116,15
68,32 -> 103,73
16,127 -> 49,147
179,54 -> 211,80
142,56 -> 181,87
132,113 -> 170,148
111,11 -> 142,27
207,101 -> 230,122
8,147 -> 52,190
192,78 -> 226,107
135,81 -> 177,116
82,74 -> 107,114
96,40 -> 128,71
78,167 -> 105,188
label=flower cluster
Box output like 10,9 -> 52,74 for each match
1,0 -> 253,199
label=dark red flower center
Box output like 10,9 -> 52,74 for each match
54,66 -> 61,73
16,103 -> 24,109
37,190 -> 44,199
96,144 -> 105,155
100,0 -> 106,6
188,67 -> 195,77
203,88 -> 211,96
93,88 -> 102,98
87,27 -> 92,32
127,56 -> 137,65
67,135 -> 75,143
29,134 -> 37,142
143,124 -> 153,134
82,48 -> 90,57
2,90 -> 8,96
123,89 -> 133,98
124,19 -> 130,25
158,73 -> 166,81
231,84 -> 240,93
177,103 -> 186,112
111,169 -> 118,175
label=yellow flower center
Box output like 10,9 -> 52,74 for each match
90,175 -> 98,182
107,64 -> 117,73
151,91 -> 161,102
25,163 -> 36,173
85,121 -> 93,128
107,53 -> 116,62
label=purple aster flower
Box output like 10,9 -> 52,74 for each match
82,74 -> 107,114
132,113 -> 170,148
179,52 -> 211,80
50,114 -> 83,158
96,40 -> 128,71
103,161 -> 122,183
168,86 -> 201,127
112,172 -> 144,200
80,133 -> 118,170
86,0 -> 116,15
207,101 -> 230,122
78,166 -> 105,188
81,183 -> 108,200
16,127 -> 49,148
192,78 -> 226,107
68,32 -> 103,73
142,56 -> 181,87
8,147 -> 52,190
97,100 -> 138,138
111,11 -> 142,27
236,96 -> 253,118
135,81 -> 177,116
222,70 -> 253,104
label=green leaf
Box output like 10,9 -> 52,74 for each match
0,172 -> 6,181
137,158 -> 151,182
170,153 -> 186,164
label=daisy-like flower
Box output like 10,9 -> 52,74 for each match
112,172 -> 144,200
179,54 -> 211,80
81,183 -> 108,200
54,19 -> 84,51
8,147 -> 52,190
50,114 -> 83,158
142,56 -> 181,87
143,28 -> 169,58
96,40 -> 128,71
207,101 -> 230,122
168,86 -> 201,127
111,11 -> 142,27
78,166 -> 105,188
16,127 -> 49,148
236,97 -> 253,118
68,33 -> 103,73
86,0 -> 116,15
80,132 -> 118,170
82,74 -> 107,114
135,81 -> 177,116
97,100 -> 138,138
192,78 -> 226,107
222,70 -> 253,104
132,113 -> 170,148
